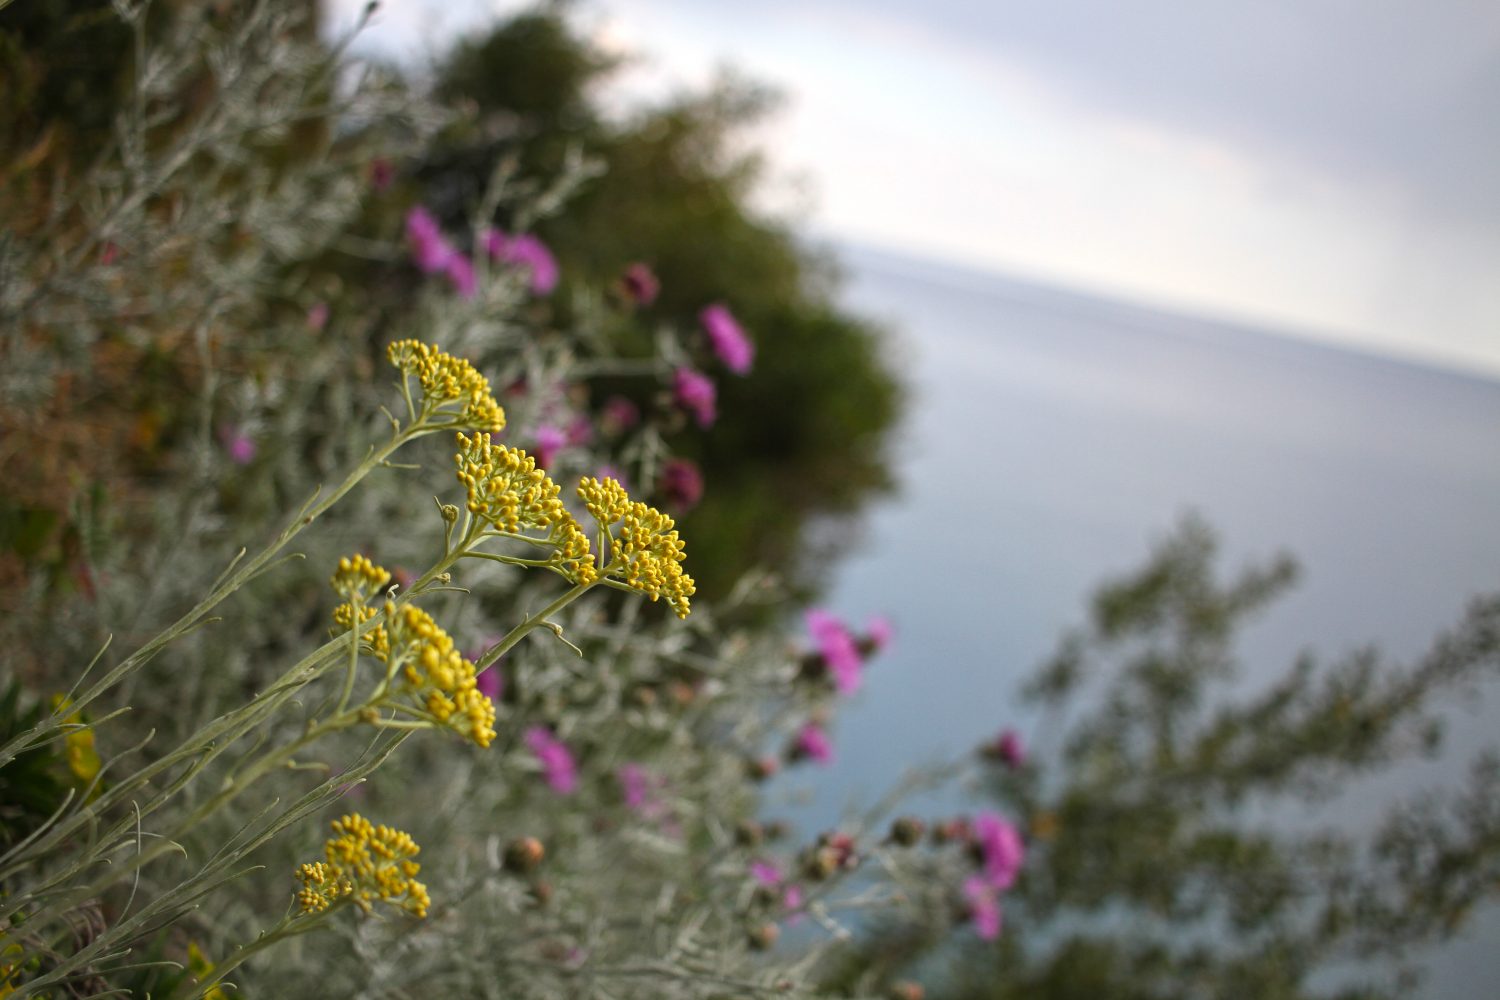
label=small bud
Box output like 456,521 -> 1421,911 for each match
747,922 -> 780,951
889,816 -> 925,847
747,755 -> 779,782
632,686 -> 658,708
802,846 -> 838,881
441,503 -> 459,524
889,982 -> 925,1000
735,820 -> 764,848
504,836 -> 545,874
763,820 -> 789,841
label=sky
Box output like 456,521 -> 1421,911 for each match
329,0 -> 1500,377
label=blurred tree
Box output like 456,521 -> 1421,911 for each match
824,517 -> 1500,999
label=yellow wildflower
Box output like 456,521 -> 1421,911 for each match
387,339 -> 506,432
578,477 -> 695,618
382,603 -> 496,748
293,813 -> 429,918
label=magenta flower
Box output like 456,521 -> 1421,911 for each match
963,876 -> 1003,940
525,727 -> 577,794
794,722 -> 834,765
618,763 -> 650,810
658,458 -> 704,511
600,395 -> 640,434
673,368 -> 717,428
219,426 -> 256,466
996,728 -> 1026,769
750,860 -> 783,887
974,811 -> 1025,890
445,252 -> 477,299
621,262 -> 660,305
305,302 -> 329,332
405,206 -> 455,274
806,609 -> 863,695
782,883 -> 804,913
484,228 -> 559,295
532,424 -> 567,470
699,303 -> 754,375
865,615 -> 895,652
476,666 -> 503,701
566,415 -> 594,447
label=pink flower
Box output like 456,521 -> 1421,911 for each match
673,368 -> 717,428
476,666 -> 503,701
963,876 -> 1002,940
750,860 -> 783,886
973,811 -> 1025,890
996,728 -> 1026,769
406,206 -> 455,274
618,763 -> 650,810
658,458 -> 704,511
566,415 -> 594,447
532,425 -> 567,470
621,262 -> 660,305
219,426 -> 256,465
865,615 -> 894,653
445,252 -> 477,299
484,229 -> 559,295
305,302 -> 329,331
794,723 -> 833,765
369,158 -> 394,192
781,884 -> 803,913
699,303 -> 754,375
806,609 -> 863,695
600,396 -> 640,434
525,727 -> 577,794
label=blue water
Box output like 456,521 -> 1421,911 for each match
774,242 -> 1500,993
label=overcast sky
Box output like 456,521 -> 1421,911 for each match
332,0 -> 1500,377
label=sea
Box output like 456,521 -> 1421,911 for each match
772,241 -> 1500,994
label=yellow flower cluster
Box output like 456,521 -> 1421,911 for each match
330,554 -> 390,601
577,476 -> 696,618
454,432 -> 597,584
387,339 -> 506,432
384,603 -> 496,748
295,814 -> 429,918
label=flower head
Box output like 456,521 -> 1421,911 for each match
699,303 -> 754,375
485,228 -> 559,294
533,424 -> 567,470
577,476 -> 696,617
296,813 -> 429,918
673,368 -> 716,428
750,860 -> 784,887
387,340 -> 505,432
369,158 -> 394,192
658,457 -> 704,511
865,615 -> 895,653
973,811 -> 1025,890
381,604 -> 496,748
526,726 -> 577,794
621,262 -> 659,305
962,876 -> 1002,940
994,728 -> 1026,769
600,396 -> 640,434
793,722 -> 834,764
306,302 -> 330,331
406,206 -> 455,274
454,432 -> 597,584
220,426 -> 256,466
444,252 -> 477,299
806,609 -> 863,695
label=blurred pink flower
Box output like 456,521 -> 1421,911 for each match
996,728 -> 1026,769
533,424 -> 567,470
445,252 -> 477,299
673,368 -> 717,428
618,763 -> 651,810
974,811 -> 1025,890
699,303 -> 754,375
305,302 -> 329,331
405,206 -> 455,274
963,876 -> 1002,940
794,722 -> 833,765
485,228 -> 559,295
219,426 -> 256,466
750,860 -> 783,886
806,609 -> 863,695
600,395 -> 640,434
782,884 -> 804,913
566,415 -> 594,446
525,727 -> 577,794
658,457 -> 704,511
621,262 -> 660,305
865,615 -> 895,653
98,241 -> 120,265
476,666 -> 503,701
